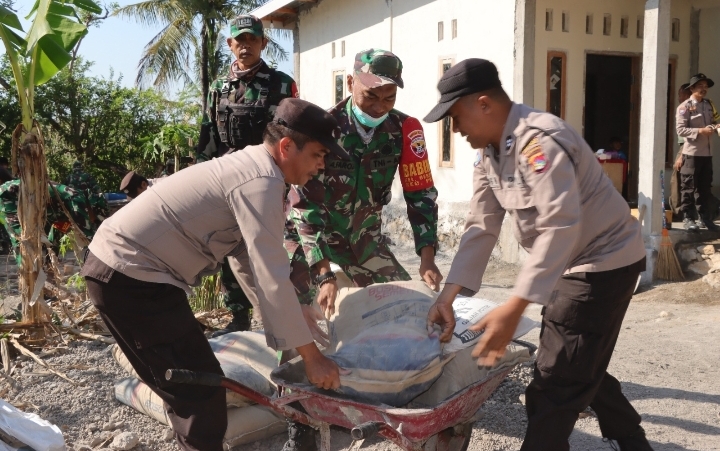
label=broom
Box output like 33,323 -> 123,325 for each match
654,170 -> 685,281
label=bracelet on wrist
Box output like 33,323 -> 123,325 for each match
315,271 -> 337,288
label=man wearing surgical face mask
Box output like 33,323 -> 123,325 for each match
280,48 -> 442,451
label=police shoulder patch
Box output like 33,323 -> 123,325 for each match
521,137 -> 548,174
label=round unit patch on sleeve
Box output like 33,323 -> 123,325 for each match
521,137 -> 548,174
400,117 -> 434,191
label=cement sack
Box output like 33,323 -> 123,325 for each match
445,296 -> 539,354
111,331 -> 277,407
327,281 -> 445,407
0,399 -> 65,451
411,342 -> 533,407
114,378 -> 286,449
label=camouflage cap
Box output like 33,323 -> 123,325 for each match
354,49 -> 404,89
230,15 -> 264,38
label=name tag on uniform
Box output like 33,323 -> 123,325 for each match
327,159 -> 356,171
488,176 -> 500,189
371,156 -> 399,169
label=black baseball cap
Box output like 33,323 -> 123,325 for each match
688,73 -> 714,89
272,98 -> 343,154
424,58 -> 502,123
119,171 -> 148,197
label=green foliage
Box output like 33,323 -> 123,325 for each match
58,232 -> 73,258
0,0 -> 101,128
114,0 -> 289,110
190,274 -> 223,313
0,56 -> 201,189
67,272 -> 86,291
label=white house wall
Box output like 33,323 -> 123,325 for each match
533,0 -> 691,135
297,0 -> 517,203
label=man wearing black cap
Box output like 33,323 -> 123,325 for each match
118,171 -> 151,199
197,14 -> 300,337
425,59 -> 651,451
82,98 -> 343,451
676,73 -> 720,231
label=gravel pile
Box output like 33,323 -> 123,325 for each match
4,339 -> 177,451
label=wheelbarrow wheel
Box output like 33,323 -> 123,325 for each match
423,421 -> 473,451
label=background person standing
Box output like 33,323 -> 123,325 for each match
196,14 -> 300,336
676,73 -> 719,232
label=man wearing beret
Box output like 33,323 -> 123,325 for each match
425,59 -> 652,451
197,14 -> 300,337
82,99 -> 343,451
676,73 -> 720,232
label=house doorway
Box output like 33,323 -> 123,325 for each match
584,54 -> 639,200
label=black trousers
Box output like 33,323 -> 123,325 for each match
679,155 -> 713,218
82,252 -> 227,451
520,259 -> 646,451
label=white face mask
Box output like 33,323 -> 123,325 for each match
351,101 -> 388,128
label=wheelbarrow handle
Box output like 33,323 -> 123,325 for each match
351,421 -> 383,440
512,339 -> 538,356
165,369 -> 222,387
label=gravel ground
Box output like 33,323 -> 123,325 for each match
1,245 -> 719,451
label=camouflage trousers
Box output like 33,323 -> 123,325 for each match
285,235 -> 411,305
220,258 -> 254,317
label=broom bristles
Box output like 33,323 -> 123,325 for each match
654,228 -> 685,281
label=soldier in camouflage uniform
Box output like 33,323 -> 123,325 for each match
197,14 -> 299,337
64,160 -> 109,225
0,180 -> 99,264
281,50 -> 442,451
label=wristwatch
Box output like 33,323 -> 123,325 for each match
314,271 -> 337,288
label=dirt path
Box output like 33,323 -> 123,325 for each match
1,247 -> 718,451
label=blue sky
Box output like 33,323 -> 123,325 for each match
15,0 -> 293,93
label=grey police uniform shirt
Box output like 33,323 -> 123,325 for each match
676,98 -> 715,157
446,103 -> 645,305
87,145 -> 313,350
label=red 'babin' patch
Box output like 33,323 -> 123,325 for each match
400,118 -> 434,191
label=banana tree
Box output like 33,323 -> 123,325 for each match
0,0 -> 101,325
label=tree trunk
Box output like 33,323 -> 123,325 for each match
200,22 -> 210,113
11,122 -> 49,325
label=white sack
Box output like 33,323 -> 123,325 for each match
0,399 -> 65,451
445,296 -> 539,354
112,331 -> 278,407
114,377 -> 286,449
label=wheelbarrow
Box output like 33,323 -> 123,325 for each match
166,340 -> 536,451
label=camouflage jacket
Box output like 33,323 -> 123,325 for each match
288,97 -> 438,267
63,168 -> 109,222
196,60 -> 298,162
0,180 -> 99,243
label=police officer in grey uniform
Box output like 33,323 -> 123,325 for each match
675,73 -> 719,232
82,99 -> 343,451
425,59 -> 652,451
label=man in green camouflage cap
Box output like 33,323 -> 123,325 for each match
281,50 -> 442,451
197,14 -> 300,337
64,160 -> 109,225
0,179 -> 99,265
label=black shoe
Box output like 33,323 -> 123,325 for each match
210,312 -> 251,338
608,426 -> 654,451
702,217 -> 720,232
683,217 -> 699,232
282,420 -> 317,451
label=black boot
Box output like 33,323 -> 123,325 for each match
282,420 -> 317,451
701,214 -> 720,232
211,311 -> 251,338
608,426 -> 654,451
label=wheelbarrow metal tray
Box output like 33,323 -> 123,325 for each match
271,359 -> 514,442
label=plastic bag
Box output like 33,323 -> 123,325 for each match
0,399 -> 65,451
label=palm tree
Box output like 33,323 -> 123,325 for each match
114,0 -> 289,111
